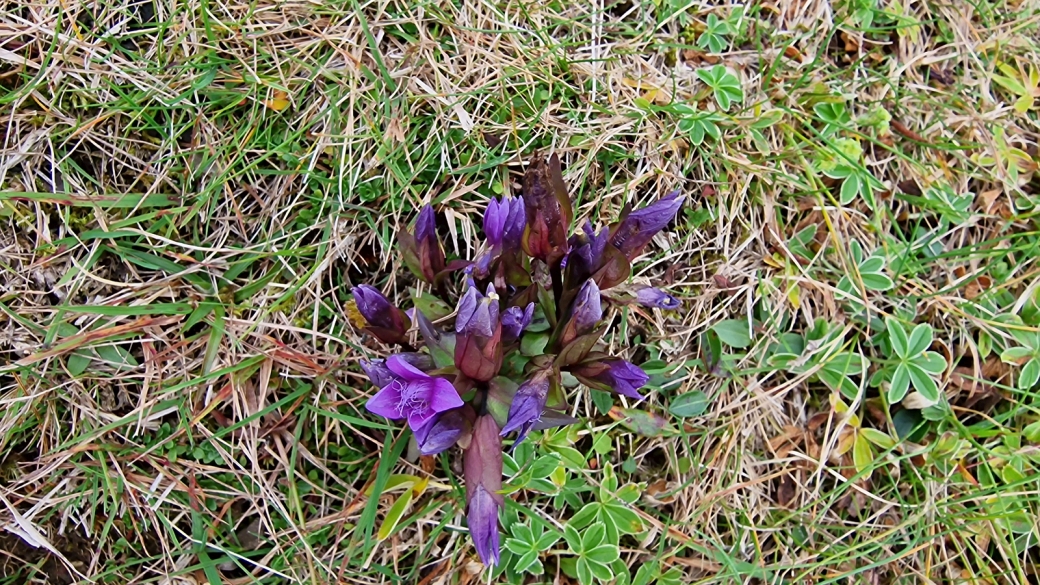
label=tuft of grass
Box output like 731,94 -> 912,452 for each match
2,0 -> 1040,583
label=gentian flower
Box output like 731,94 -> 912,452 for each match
454,284 -> 503,381
464,414 -> 503,566
502,196 -> 526,249
352,285 -> 409,344
501,302 -> 534,343
573,358 -> 649,400
559,279 -> 602,347
414,407 -> 471,455
401,204 -> 446,284
609,191 -> 684,260
635,286 -> 681,310
500,371 -> 550,447
566,221 -> 608,284
365,354 -> 464,431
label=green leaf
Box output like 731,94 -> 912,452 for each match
915,351 -> 947,375
586,543 -> 621,565
712,319 -> 752,348
376,489 -> 413,541
554,446 -> 586,469
590,388 -> 614,415
609,407 -> 676,437
536,530 -> 561,551
860,272 -> 893,291
1023,420 -> 1040,443
888,363 -> 911,403
604,502 -> 643,534
563,524 -> 582,552
853,433 -> 874,475
521,332 -> 550,356
886,317 -> 909,358
907,364 -> 940,404
582,522 -> 608,550
818,369 -> 860,400
1002,346 -> 1035,363
514,551 -> 542,575
616,482 -> 641,504
1019,357 -> 1040,390
67,351 -> 92,376
569,503 -> 600,530
860,427 -> 896,449
576,558 -> 594,585
669,391 -> 710,417
906,323 -> 933,356
840,174 -> 861,205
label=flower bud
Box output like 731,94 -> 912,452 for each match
521,154 -> 572,264
559,279 -> 602,347
609,191 -> 684,260
501,303 -> 535,343
573,358 -> 649,400
400,205 -> 447,283
414,408 -> 471,455
635,286 -> 681,310
464,415 -> 503,566
351,285 -> 409,344
500,370 -> 550,447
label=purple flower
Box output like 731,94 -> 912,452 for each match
365,355 -> 464,431
400,204 -> 446,283
573,359 -> 649,400
414,408 -> 470,456
635,286 -> 681,310
464,414 -> 503,566
456,284 -> 500,338
483,198 -> 509,247
500,372 -> 550,447
610,191 -> 684,260
571,279 -> 602,335
454,284 -> 503,381
501,303 -> 534,343
502,196 -> 526,249
566,221 -> 608,283
360,354 -> 432,387
352,285 -> 409,344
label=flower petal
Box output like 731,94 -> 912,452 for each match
365,384 -> 403,420
428,378 -> 464,412
385,354 -> 428,381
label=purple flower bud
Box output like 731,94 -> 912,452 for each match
610,191 -> 684,260
483,198 -> 508,247
573,359 -> 649,400
502,196 -> 526,249
501,303 -> 535,343
571,279 -> 602,335
500,373 -> 550,447
464,415 -> 503,566
400,205 -> 446,284
455,284 -> 500,338
414,408 -> 470,456
635,286 -> 681,310
365,354 -> 464,431
352,285 -> 408,344
566,222 -> 608,283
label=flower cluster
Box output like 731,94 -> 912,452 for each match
352,154 -> 683,566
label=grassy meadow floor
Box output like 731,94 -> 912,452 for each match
2,0 -> 1040,583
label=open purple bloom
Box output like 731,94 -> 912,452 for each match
501,302 -> 535,343
573,359 -> 649,400
610,191 -> 684,260
414,408 -> 470,456
635,286 -> 681,310
465,414 -> 503,566
365,354 -> 464,431
500,372 -> 549,448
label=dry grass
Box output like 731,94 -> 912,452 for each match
2,0 -> 1040,583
